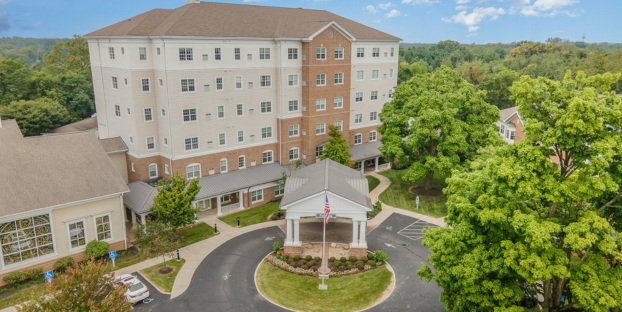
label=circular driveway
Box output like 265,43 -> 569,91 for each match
143,213 -> 445,312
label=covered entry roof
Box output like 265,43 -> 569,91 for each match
349,141 -> 382,161
281,159 -> 372,209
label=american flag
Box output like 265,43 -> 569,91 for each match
324,194 -> 331,224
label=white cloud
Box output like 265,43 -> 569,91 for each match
455,5 -> 469,10
519,0 -> 579,16
443,6 -> 506,31
373,19 -> 382,23
386,9 -> 402,18
466,33 -> 478,37
456,0 -> 471,3
402,0 -> 440,5
364,5 -> 379,13
378,2 -> 396,10
14,19 -> 42,30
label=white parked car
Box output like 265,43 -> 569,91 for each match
114,274 -> 150,304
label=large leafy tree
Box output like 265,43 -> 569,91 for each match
150,172 -> 201,232
319,125 -> 355,167
378,66 -> 499,191
479,68 -> 520,110
19,260 -> 132,312
1,98 -> 70,136
44,35 -> 91,82
418,71 -> 622,312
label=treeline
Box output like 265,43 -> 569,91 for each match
0,36 -> 93,136
399,38 -> 622,109
0,37 -> 68,68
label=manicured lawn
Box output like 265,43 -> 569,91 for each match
177,222 -> 218,248
367,175 -> 381,192
0,283 -> 46,309
257,262 -> 392,312
140,259 -> 185,293
219,202 -> 282,227
378,169 -> 448,218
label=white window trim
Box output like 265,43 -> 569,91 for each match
334,73 -> 344,85
220,158 -> 228,173
316,98 -> 326,111
355,92 -> 364,103
184,137 -> 200,151
180,78 -> 197,93
289,124 -> 300,137
165,164 -> 169,174
289,147 -> 300,161
334,120 -> 343,131
355,133 -> 363,145
288,74 -> 299,87
371,91 -> 379,101
355,114 -> 363,124
236,104 -> 244,117
316,73 -> 327,87
163,137 -> 168,146
235,76 -> 243,90
251,189 -> 264,204
335,47 -> 345,60
372,70 -> 380,80
259,74 -> 272,88
182,108 -> 198,123
370,130 -> 378,142
288,100 -> 300,112
131,162 -> 135,172
316,123 -> 326,135
146,136 -> 156,150
260,102 -> 272,114
215,76 -> 224,91
114,105 -> 121,118
111,76 -> 118,90
262,150 -> 274,164
140,77 -> 151,93
93,212 -> 114,242
370,111 -> 378,121
217,106 -> 225,119
218,133 -> 227,146
237,130 -> 245,143
149,163 -> 158,178
126,107 -> 131,116
261,127 -> 273,139
334,97 -> 343,109
239,155 -> 246,169
356,70 -> 364,81
186,163 -> 202,179
316,47 -> 327,60
66,218 -> 87,251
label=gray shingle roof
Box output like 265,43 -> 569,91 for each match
0,120 -> 129,217
44,116 -> 98,134
123,181 -> 158,214
349,141 -> 383,161
195,162 -> 294,200
84,2 -> 401,41
280,159 -> 372,209
99,137 -> 128,154
499,106 -> 519,121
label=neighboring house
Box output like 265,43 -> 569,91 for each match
84,0 -> 400,185
44,115 -> 99,137
496,106 -> 524,144
0,118 -> 129,285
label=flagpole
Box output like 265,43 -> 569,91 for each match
322,210 -> 326,287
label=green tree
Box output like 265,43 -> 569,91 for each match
132,220 -> 179,270
319,125 -> 355,167
479,68 -> 520,109
378,66 -> 499,191
44,35 -> 91,82
54,73 -> 95,120
0,59 -> 35,105
0,98 -> 70,136
150,172 -> 201,232
19,260 -> 132,312
418,71 -> 622,312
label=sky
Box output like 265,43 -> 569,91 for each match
0,0 -> 619,44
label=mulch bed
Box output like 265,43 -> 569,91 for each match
157,266 -> 174,275
409,186 -> 444,197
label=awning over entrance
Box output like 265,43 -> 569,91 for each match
349,141 -> 382,162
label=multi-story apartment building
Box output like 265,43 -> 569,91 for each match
85,1 -> 399,215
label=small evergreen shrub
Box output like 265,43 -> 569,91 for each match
294,255 -> 301,261
314,256 -> 321,262
287,259 -> 294,265
347,265 -> 354,270
54,257 -> 75,273
349,256 -> 358,262
329,257 -> 336,262
373,250 -> 388,262
3,272 -> 23,287
305,255 -> 312,261
310,266 -> 318,271
301,265 -> 308,270
367,260 -> 376,266
361,256 -> 368,262
308,260 -> 316,266
24,268 -> 43,280
356,261 -> 364,266
333,260 -> 341,267
340,257 -> 347,262
300,260 -> 307,265
369,211 -> 376,218
357,264 -> 364,270
270,214 -> 278,221
85,240 -> 109,259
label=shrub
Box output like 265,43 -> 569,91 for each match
374,200 -> 382,211
308,260 -> 316,266
24,268 -> 43,281
329,257 -> 336,262
314,256 -> 321,262
301,265 -> 308,270
270,214 -> 278,221
3,272 -> 23,287
349,256 -> 358,262
345,261 -> 352,266
54,257 -> 75,273
356,261 -> 364,266
85,240 -> 109,259
273,241 -> 281,254
339,265 -> 346,271
367,260 -> 376,266
305,255 -> 312,261
310,266 -> 318,271
369,211 -> 376,218
333,260 -> 341,267
361,256 -> 368,262
340,257 -> 347,262
294,255 -> 301,261
357,264 -> 364,270
347,265 -> 354,270
300,260 -> 307,265
374,250 -> 388,262
287,259 -> 294,265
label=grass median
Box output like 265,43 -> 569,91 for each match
218,202 -> 282,227
367,175 -> 381,192
379,169 -> 448,218
140,259 -> 185,293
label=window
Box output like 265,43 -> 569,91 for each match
217,106 -> 225,119
251,189 -> 263,203
109,47 -> 115,60
139,47 -> 147,61
219,133 -> 226,146
372,48 -> 380,57
214,48 -> 221,60
181,79 -> 195,92
112,77 -> 118,89
370,131 -> 378,142
260,75 -> 271,87
146,136 -> 155,150
92,214 -> 113,242
334,97 -> 343,109
129,136 -> 134,144
184,137 -> 199,151
236,104 -> 243,116
275,184 -> 284,196
216,77 -> 223,90
316,123 -> 326,135
371,91 -> 378,100
388,89 -> 393,98
316,47 -> 326,60
316,73 -> 326,86
335,47 -> 344,59
289,148 -> 299,160
141,78 -> 150,92
354,134 -> 362,144
316,98 -> 326,111
127,108 -> 131,115
0,214 -> 54,265
289,125 -> 299,137
165,164 -> 169,174
159,78 -> 163,87
510,131 -> 515,140
144,108 -> 153,121
220,159 -> 228,172
355,114 -> 363,124
183,109 -> 197,122
372,70 -> 379,80
355,92 -> 363,102
262,127 -> 273,139
356,70 -> 364,81
121,47 -> 125,55
179,48 -> 193,61
288,74 -> 299,87
161,109 -> 166,117
334,120 -> 343,131
370,111 -> 378,121
163,138 -> 168,146
149,163 -> 157,178
114,105 -> 121,117
259,48 -> 270,60
288,100 -> 299,112
186,164 -> 201,179
316,145 -> 325,157
235,76 -> 243,90
506,131 -> 510,139
68,220 -> 86,249
262,151 -> 273,163
357,48 -> 364,58
389,68 -> 394,78
237,130 -> 244,143
500,125 -> 505,134
131,162 -> 135,172
238,156 -> 245,169
124,78 -> 128,86
288,48 -> 298,59
261,102 -> 272,113
235,48 -> 241,60
391,47 -> 395,57
334,73 -> 343,84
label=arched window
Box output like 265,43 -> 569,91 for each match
354,133 -> 362,145
262,150 -> 273,163
186,164 -> 201,179
289,148 -> 299,161
369,131 -> 377,142
220,158 -> 228,173
148,163 -> 157,178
